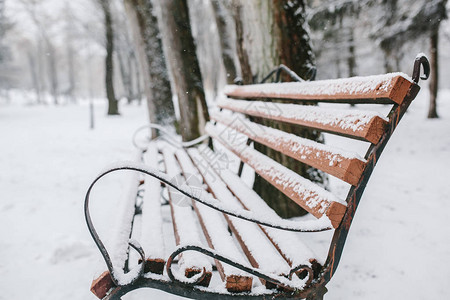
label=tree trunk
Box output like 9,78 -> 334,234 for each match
130,51 -> 143,104
27,50 -> 42,104
45,40 -> 59,105
232,1 -> 252,84
116,45 -> 133,103
66,40 -> 76,103
158,0 -> 209,141
211,0 -> 237,84
100,0 -> 119,115
347,26 -> 356,106
126,49 -> 137,102
347,27 -> 356,77
233,0 -> 326,218
124,0 -> 176,128
428,26 -> 439,119
65,4 -> 76,103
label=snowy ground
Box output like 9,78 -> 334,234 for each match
0,89 -> 449,300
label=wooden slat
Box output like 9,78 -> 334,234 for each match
197,145 -> 318,268
140,143 -> 165,274
111,150 -> 142,270
217,98 -> 388,144
193,203 -> 253,292
188,148 -> 294,288
90,271 -> 115,299
206,123 -> 347,228
161,147 -> 212,287
175,149 -> 253,293
224,74 -> 413,104
210,111 -> 366,185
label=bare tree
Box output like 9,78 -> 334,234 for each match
373,0 -> 447,118
428,24 -> 440,118
307,0 -> 370,80
123,0 -> 176,130
113,2 -> 139,104
115,30 -> 134,102
0,0 -> 9,65
98,0 -> 119,115
64,2 -> 76,103
210,0 -> 238,84
26,46 -> 42,104
0,0 -> 14,93
158,0 -> 209,141
232,0 -> 325,218
232,2 -> 252,84
20,0 -> 60,105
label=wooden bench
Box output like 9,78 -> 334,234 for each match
85,54 -> 430,299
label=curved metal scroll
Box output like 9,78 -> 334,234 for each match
260,64 -> 304,83
84,163 -> 332,285
412,54 -> 431,84
132,124 -> 209,150
85,187 -> 146,286
166,245 -> 313,291
259,64 -> 317,84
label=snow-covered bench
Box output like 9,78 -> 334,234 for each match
85,54 -> 429,299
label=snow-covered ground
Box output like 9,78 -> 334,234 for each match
0,89 -> 449,300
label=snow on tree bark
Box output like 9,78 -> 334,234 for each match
99,0 -> 119,115
124,0 -> 175,128
211,0 -> 238,85
233,0 -> 327,218
158,0 -> 210,141
232,1 -> 252,85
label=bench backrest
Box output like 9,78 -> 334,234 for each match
206,56 -> 428,284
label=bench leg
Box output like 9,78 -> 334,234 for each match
306,286 -> 327,300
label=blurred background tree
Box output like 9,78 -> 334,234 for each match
2,0 -> 448,118
307,0 -> 448,118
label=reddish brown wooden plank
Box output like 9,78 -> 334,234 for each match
193,202 -> 253,292
224,74 -> 413,105
167,193 -> 212,286
197,147 -> 319,270
90,271 -> 115,299
210,111 -> 367,185
140,144 -> 166,274
162,148 -> 212,287
206,124 -> 347,228
187,148 -> 293,288
223,214 -> 283,289
143,258 -> 165,274
175,149 -> 253,293
217,98 -> 389,144
386,76 -> 415,104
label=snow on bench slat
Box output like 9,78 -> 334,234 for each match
175,149 -> 253,293
161,147 -> 212,284
217,97 -> 389,144
111,150 -> 142,281
100,160 -> 332,232
140,143 -> 165,274
198,144 -> 318,267
188,148 -> 293,283
210,111 -> 366,185
224,73 -> 413,104
206,123 -> 347,229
